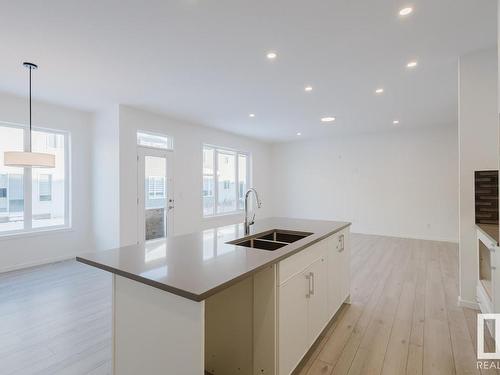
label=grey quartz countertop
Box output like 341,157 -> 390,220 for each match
76,217 -> 350,302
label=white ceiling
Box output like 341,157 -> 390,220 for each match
0,0 -> 496,142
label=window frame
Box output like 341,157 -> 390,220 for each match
0,121 -> 71,238
202,144 -> 251,218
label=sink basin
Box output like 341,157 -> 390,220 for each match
256,229 -> 313,243
233,238 -> 288,251
228,229 -> 313,251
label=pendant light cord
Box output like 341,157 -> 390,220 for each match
22,62 -> 38,153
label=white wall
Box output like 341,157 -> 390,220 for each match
458,47 -> 498,305
0,97 -> 273,269
92,106 -> 120,250
0,92 -> 93,272
118,105 -> 273,246
271,125 -> 459,242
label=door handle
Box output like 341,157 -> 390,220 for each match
338,234 -> 345,252
310,272 -> 315,296
306,273 -> 311,298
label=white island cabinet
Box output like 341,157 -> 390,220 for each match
77,218 -> 351,375
278,228 -> 350,375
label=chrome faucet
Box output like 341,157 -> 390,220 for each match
244,188 -> 262,235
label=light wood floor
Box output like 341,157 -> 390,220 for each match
0,259 -> 112,374
0,234 -> 493,374
297,235 -> 496,375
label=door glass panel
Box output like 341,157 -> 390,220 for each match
144,156 -> 167,241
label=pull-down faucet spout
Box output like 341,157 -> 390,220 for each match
244,188 -> 262,235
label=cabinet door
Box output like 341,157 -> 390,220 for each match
491,246 -> 500,313
307,257 -> 329,346
338,230 -> 350,302
327,235 -> 342,317
278,271 -> 309,375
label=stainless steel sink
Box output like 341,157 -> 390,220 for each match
256,229 -> 313,243
228,229 -> 313,251
233,238 -> 288,251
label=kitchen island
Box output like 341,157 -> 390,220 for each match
77,217 -> 351,375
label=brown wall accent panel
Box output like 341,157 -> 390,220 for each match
475,170 -> 499,225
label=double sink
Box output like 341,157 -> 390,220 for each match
227,229 -> 313,251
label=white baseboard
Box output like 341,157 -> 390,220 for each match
351,230 -> 458,244
458,296 -> 480,310
0,253 -> 79,274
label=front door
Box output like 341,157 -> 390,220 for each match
137,147 -> 173,243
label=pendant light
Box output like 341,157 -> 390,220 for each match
4,62 -> 55,168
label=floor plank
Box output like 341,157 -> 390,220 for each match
405,240 -> 427,375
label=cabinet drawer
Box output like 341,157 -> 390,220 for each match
278,238 -> 330,285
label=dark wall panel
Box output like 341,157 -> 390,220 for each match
475,170 -> 499,225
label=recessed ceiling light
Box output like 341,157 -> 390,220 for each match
249,113 -> 255,118
399,7 -> 413,16
407,61 -> 418,68
304,86 -> 313,92
266,51 -> 277,60
393,120 -> 400,125
321,117 -> 336,123
296,132 -> 302,136
375,88 -> 384,94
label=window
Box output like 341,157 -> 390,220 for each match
39,174 -> 52,201
0,125 -> 24,232
203,145 -> 250,216
238,154 -> 248,209
0,122 -> 69,234
0,174 -> 7,213
137,131 -> 173,150
32,130 -> 67,229
216,150 -> 236,213
203,148 -> 215,216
